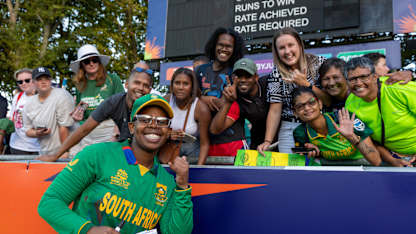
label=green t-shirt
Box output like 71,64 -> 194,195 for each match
0,118 -> 14,135
345,77 -> 416,155
38,141 -> 193,234
293,112 -> 373,160
76,73 -> 124,121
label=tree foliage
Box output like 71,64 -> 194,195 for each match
0,0 -> 148,98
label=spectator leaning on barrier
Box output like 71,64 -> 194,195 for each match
165,68 -> 211,165
70,44 -> 124,155
38,94 -> 193,234
37,66 -> 153,162
257,27 -> 330,155
23,67 -> 74,155
195,27 -> 247,156
318,57 -> 412,114
345,57 -> 416,167
292,87 -> 381,166
9,68 -> 40,155
210,58 -> 273,150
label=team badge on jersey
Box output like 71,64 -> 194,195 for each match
110,169 -> 130,189
66,158 -> 79,172
154,183 -> 168,206
353,118 -> 365,131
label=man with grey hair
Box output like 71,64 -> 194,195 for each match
38,67 -> 153,161
9,68 -> 40,154
345,57 -> 416,167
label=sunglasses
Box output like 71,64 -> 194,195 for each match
133,114 -> 170,127
135,67 -> 153,76
82,57 -> 100,65
294,97 -> 318,111
17,79 -> 31,85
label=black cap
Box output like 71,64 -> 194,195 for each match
32,67 -> 52,80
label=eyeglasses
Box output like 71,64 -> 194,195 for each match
17,79 -> 31,85
294,97 -> 318,111
347,73 -> 372,84
133,114 -> 170,127
81,57 -> 100,65
135,67 -> 153,76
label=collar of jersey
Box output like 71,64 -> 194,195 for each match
122,143 -> 159,176
306,113 -> 338,140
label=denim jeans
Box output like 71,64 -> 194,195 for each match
278,121 -> 301,153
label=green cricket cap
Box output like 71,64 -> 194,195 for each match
233,58 -> 257,76
130,94 -> 174,121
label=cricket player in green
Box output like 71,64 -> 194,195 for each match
292,87 -> 381,165
38,94 -> 193,234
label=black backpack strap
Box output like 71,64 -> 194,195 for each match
376,79 -> 385,146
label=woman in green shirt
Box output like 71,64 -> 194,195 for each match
292,87 -> 381,165
69,44 -> 125,155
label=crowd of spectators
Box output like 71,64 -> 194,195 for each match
0,26 -> 415,167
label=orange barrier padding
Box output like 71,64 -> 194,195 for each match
0,162 -> 66,233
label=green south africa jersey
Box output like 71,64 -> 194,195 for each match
38,141 -> 193,234
345,77 -> 416,155
293,112 -> 373,160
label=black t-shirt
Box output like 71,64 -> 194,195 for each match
237,76 -> 271,149
91,93 -> 131,141
0,94 -> 7,118
196,62 -> 245,144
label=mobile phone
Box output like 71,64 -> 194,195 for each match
36,126 -> 47,130
182,132 -> 197,143
291,147 -> 315,153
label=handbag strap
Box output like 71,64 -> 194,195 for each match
169,101 -> 192,162
376,79 -> 385,146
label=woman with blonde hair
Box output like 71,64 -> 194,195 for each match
258,27 -> 330,154
69,44 -> 124,155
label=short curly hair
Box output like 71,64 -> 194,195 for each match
204,27 -> 245,66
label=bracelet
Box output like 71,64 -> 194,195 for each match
351,135 -> 361,145
264,140 -> 272,144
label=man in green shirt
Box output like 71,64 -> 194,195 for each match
38,94 -> 193,234
345,57 -> 416,166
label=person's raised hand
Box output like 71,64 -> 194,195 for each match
334,108 -> 355,139
222,77 -> 237,103
201,96 -> 221,112
290,69 -> 309,87
168,156 -> 189,189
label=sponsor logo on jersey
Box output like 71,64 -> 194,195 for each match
111,169 -> 130,189
154,183 -> 168,206
353,118 -> 365,131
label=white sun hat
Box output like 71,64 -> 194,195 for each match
70,44 -> 110,73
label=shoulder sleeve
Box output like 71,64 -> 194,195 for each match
293,124 -> 308,147
226,101 -> 240,121
56,89 -> 75,127
385,81 -> 416,115
90,93 -> 121,122
159,186 -> 193,234
108,73 -> 125,94
38,144 -> 99,234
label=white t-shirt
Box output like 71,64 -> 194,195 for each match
169,97 -> 199,137
9,92 -> 40,152
23,88 -> 75,155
